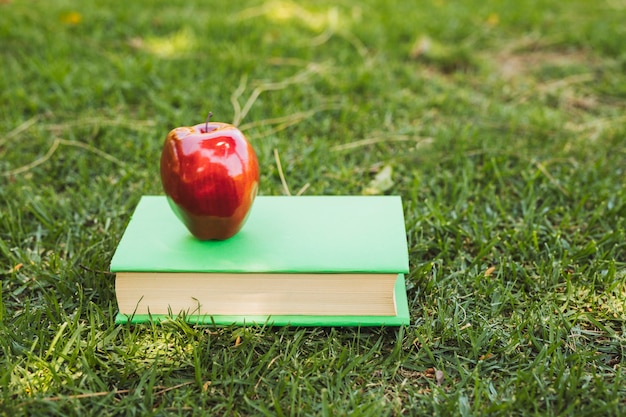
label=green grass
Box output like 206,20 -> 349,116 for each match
1,0 -> 625,415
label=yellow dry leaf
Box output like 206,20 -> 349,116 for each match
60,11 -> 82,25
486,13 -> 499,27
362,165 -> 394,195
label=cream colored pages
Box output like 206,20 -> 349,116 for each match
116,272 -> 398,316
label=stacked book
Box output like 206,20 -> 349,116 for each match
110,195 -> 410,326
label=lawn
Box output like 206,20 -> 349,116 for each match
1,0 -> 625,415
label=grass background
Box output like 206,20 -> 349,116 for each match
1,0 -> 625,415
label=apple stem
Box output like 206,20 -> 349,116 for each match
205,112 -> 213,133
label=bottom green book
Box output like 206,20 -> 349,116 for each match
115,274 -> 410,327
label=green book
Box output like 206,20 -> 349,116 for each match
110,195 -> 410,326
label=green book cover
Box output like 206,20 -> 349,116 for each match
111,195 -> 409,274
110,195 -> 411,326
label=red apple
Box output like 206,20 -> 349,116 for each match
160,117 -> 259,240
